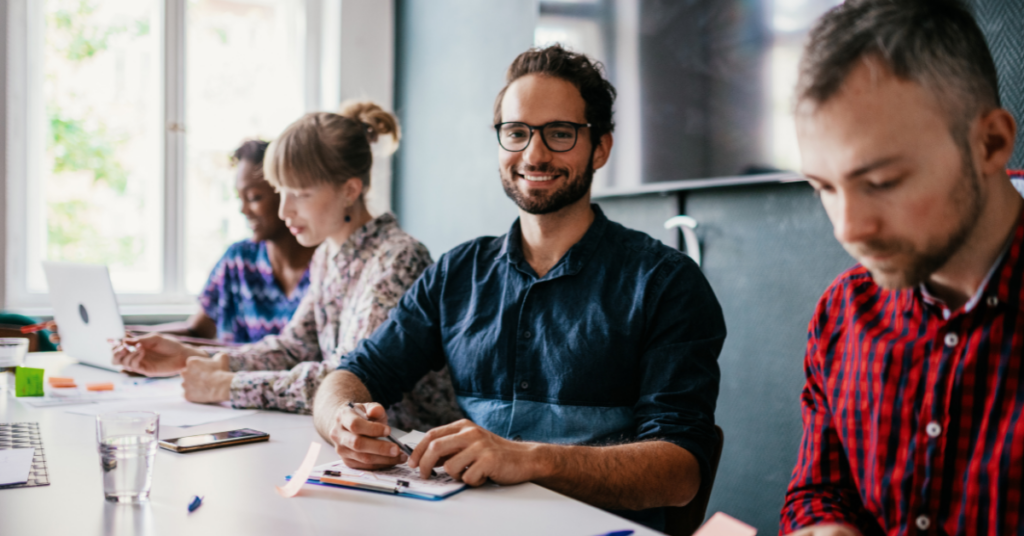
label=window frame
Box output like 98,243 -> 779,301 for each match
2,0 -> 393,318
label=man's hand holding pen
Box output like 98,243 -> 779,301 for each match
328,401 -> 407,470
331,402 -> 549,487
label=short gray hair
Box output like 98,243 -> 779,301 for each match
797,0 -> 1000,141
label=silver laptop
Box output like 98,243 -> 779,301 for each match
42,262 -> 125,371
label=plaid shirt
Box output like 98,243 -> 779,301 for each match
781,208 -> 1024,535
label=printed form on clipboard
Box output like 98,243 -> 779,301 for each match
305,431 -> 467,501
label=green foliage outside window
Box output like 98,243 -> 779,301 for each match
44,0 -> 149,266
49,109 -> 128,193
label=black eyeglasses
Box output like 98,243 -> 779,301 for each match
494,121 -> 591,152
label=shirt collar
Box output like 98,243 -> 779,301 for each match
916,206 -> 1024,318
500,204 -> 609,279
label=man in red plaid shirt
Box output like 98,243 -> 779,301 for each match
781,1 -> 1023,535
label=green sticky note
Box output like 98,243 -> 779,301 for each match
15,366 -> 44,397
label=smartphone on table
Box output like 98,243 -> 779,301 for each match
159,428 -> 269,453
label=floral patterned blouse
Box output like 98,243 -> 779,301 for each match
222,213 -> 464,430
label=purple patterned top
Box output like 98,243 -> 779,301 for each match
221,213 -> 464,430
199,240 -> 311,343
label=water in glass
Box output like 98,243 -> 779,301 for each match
100,435 -> 157,502
96,411 -> 159,503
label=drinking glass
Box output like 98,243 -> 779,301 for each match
96,412 -> 159,503
0,337 -> 29,394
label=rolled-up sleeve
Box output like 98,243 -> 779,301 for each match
339,258 -> 448,407
633,255 -> 725,489
780,291 -> 879,534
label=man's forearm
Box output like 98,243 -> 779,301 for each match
531,440 -> 701,511
312,370 -> 373,443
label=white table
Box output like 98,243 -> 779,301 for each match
0,353 -> 662,536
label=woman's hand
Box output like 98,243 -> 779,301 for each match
181,353 -> 234,403
111,333 -> 205,377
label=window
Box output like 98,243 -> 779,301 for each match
766,0 -> 843,172
534,0 -> 637,192
535,0 -> 842,189
31,0 -> 164,294
4,0 -> 389,316
184,0 -> 307,293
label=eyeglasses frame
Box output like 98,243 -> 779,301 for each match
493,121 -> 592,153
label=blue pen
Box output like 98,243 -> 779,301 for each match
593,531 -> 633,536
187,495 -> 204,513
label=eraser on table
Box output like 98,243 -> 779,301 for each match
86,382 -> 115,391
692,512 -> 757,536
15,367 -> 45,397
276,442 -> 321,498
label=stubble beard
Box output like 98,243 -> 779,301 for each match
849,155 -> 984,289
500,157 -> 595,215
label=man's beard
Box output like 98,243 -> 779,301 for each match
500,158 -> 594,215
847,154 -> 984,289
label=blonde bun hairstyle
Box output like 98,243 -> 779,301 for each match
264,100 -> 400,192
338,99 -> 401,155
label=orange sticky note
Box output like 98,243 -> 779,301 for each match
85,382 -> 115,391
51,382 -> 77,389
276,442 -> 321,498
48,375 -> 76,387
693,512 -> 757,536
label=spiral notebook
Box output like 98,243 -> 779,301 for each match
0,423 -> 50,489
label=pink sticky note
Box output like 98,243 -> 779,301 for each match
692,512 -> 757,536
276,442 -> 322,498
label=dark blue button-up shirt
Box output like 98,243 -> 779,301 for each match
340,205 -> 725,528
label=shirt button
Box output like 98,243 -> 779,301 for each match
926,421 -> 942,438
944,332 -> 959,347
522,331 -> 532,339
916,515 -> 931,530
987,295 -> 999,307
519,381 -> 529,390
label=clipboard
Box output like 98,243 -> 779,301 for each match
286,431 -> 467,501
302,461 -> 467,501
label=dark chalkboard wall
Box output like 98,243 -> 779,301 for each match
686,183 -> 852,532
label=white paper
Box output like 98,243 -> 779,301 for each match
22,378 -> 185,408
0,448 -> 35,486
65,396 -> 257,427
397,430 -> 426,448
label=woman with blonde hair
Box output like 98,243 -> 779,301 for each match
112,102 -> 462,430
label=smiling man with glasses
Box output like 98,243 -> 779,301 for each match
312,44 -> 725,531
